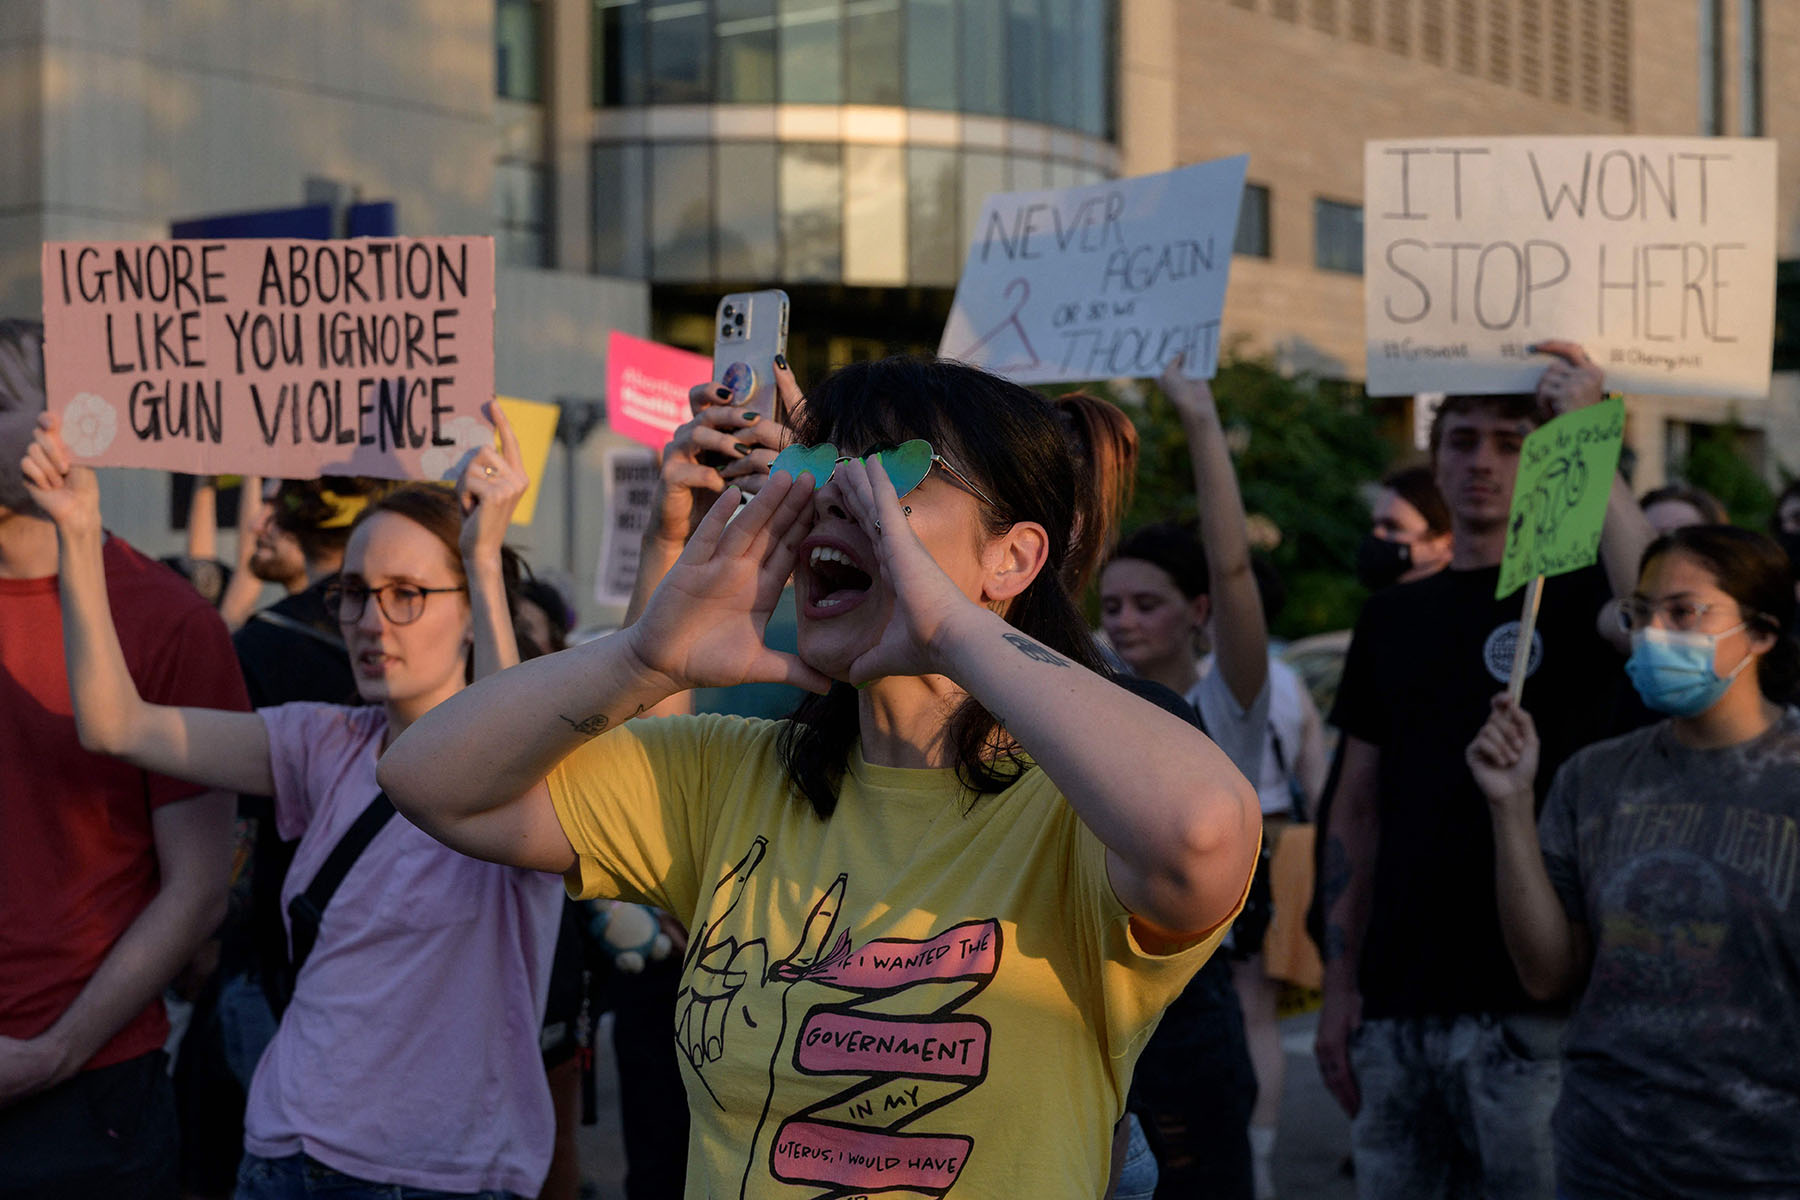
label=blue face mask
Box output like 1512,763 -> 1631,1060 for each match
1625,624 -> 1752,716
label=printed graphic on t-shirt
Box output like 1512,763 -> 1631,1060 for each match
1481,619 -> 1543,684
677,837 -> 1000,1198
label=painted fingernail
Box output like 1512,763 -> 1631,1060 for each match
741,412 -> 760,422
734,442 -> 755,455
715,386 -> 732,400
774,353 -> 789,370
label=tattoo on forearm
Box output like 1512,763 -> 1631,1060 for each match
557,703 -> 646,739
1002,632 -> 1070,668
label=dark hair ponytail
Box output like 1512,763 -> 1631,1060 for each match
1641,525 -> 1800,703
776,357 -> 1104,817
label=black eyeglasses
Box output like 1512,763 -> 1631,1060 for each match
323,580 -> 465,625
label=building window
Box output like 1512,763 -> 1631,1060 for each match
495,159 -> 553,267
717,0 -> 777,101
844,144 -> 907,284
593,0 -> 645,105
780,143 -> 843,281
961,4 -> 1006,115
592,142 -> 647,276
908,147 -> 961,285
905,0 -> 958,109
650,143 -> 714,279
780,0 -> 843,103
1235,184 -> 1271,258
1314,198 -> 1362,274
845,0 -> 902,104
647,0 -> 712,103
497,0 -> 545,101
715,142 -> 780,278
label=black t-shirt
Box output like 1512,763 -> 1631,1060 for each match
230,577 -> 358,709
1329,563 -> 1624,1019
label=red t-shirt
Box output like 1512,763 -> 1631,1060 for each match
0,536 -> 250,1071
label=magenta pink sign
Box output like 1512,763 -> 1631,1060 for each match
770,1119 -> 972,1194
605,330 -> 711,451
40,237 -> 495,481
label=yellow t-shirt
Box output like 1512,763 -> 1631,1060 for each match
546,713 -> 1237,1200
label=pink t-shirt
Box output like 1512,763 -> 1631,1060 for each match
243,703 -> 564,1195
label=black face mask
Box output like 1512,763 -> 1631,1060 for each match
1355,533 -> 1414,590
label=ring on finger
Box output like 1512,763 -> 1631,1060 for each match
484,465 -> 496,477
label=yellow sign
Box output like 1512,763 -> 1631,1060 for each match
495,396 -> 560,525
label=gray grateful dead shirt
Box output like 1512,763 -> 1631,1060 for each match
1538,707 -> 1800,1199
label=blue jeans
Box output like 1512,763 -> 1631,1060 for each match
1112,1113 -> 1160,1200
234,1153 -> 517,1200
1349,1014 -> 1561,1200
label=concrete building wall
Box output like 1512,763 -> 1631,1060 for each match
0,2 -> 650,617
1121,0 -> 1800,487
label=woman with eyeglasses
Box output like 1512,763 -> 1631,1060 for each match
1467,524 -> 1800,1199
20,409 -> 567,1200
378,356 -> 1263,1199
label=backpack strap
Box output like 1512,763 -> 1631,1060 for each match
251,608 -> 347,652
285,792 -> 398,984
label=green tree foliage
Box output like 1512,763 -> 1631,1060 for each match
1679,423 -> 1777,531
1108,356 -> 1393,638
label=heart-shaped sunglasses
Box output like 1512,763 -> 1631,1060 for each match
768,439 -> 997,509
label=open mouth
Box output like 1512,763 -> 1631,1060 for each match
805,544 -> 874,613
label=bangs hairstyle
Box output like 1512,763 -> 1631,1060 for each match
779,356 -> 1104,817
1641,524 -> 1800,703
1109,521 -> 1209,600
1427,392 -> 1546,458
347,484 -> 525,681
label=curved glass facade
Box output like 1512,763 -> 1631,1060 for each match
592,0 -> 1114,133
587,0 -> 1119,290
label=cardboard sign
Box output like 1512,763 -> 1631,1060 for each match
493,396 -> 559,525
939,158 -> 1248,384
1364,137 -> 1777,398
41,237 -> 496,479
606,331 -> 712,451
594,445 -> 659,609
1496,398 -> 1626,599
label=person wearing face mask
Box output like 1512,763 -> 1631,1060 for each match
1467,525 -> 1800,1199
1315,342 -> 1657,1200
1355,466 -> 1453,591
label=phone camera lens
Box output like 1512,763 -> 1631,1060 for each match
720,324 -> 732,338
722,304 -> 735,316
734,313 -> 746,326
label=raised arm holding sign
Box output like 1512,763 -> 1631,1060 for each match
940,158 -> 1247,384
40,237 -> 496,481
1363,137 -> 1776,399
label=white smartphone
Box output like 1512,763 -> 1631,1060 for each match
712,290 -> 790,417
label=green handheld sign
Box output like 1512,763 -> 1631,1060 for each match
1496,397 -> 1626,600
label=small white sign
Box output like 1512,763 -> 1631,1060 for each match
1364,136 -> 1777,399
939,157 -> 1248,384
593,446 -> 658,610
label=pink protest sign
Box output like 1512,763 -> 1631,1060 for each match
40,237 -> 495,481
605,330 -> 711,451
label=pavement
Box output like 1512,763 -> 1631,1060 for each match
575,1009 -> 1354,1199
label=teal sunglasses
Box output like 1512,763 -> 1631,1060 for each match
769,439 -> 998,509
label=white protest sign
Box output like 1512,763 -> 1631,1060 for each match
1364,137 -> 1776,398
939,157 -> 1247,383
593,445 -> 658,609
